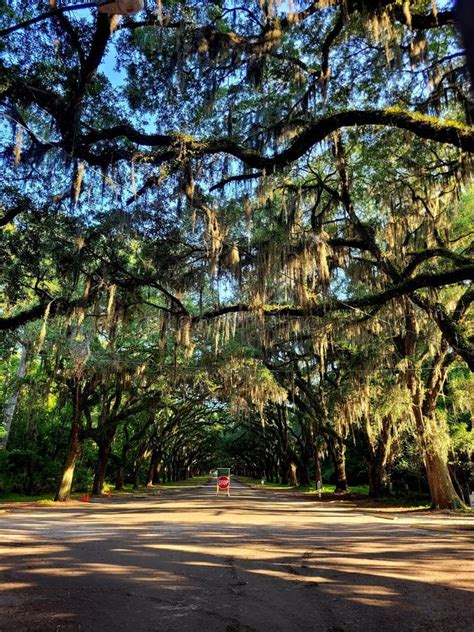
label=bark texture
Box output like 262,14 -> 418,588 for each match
0,345 -> 27,450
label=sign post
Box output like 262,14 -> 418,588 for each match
216,467 -> 230,497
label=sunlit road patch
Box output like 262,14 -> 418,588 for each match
0,481 -> 473,632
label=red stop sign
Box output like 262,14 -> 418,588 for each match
217,476 -> 230,489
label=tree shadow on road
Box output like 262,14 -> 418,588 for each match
0,489 -> 473,632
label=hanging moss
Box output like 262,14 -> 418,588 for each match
73,162 -> 85,204
37,301 -> 53,354
13,124 -> 23,167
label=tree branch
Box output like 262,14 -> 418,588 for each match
404,248 -> 473,277
76,109 -> 474,171
191,264 -> 474,324
411,288 -> 474,371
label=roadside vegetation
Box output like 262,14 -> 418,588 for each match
0,1 -> 473,511
236,477 -> 431,509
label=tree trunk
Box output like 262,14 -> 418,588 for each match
364,418 -> 392,498
115,429 -> 130,491
409,371 -> 463,509
449,461 -> 470,504
413,408 -> 463,509
146,451 -> 159,487
425,450 -> 462,508
308,426 -> 322,488
55,385 -> 82,502
299,463 -> 310,486
132,442 -> 150,489
331,437 -> 348,492
401,304 -> 464,509
92,439 -> 113,495
0,345 -> 27,450
115,464 -> 125,491
115,444 -> 128,491
314,447 -> 322,486
132,463 -> 140,489
153,461 -> 162,484
272,464 -> 279,483
367,458 -> 385,498
289,462 -> 298,486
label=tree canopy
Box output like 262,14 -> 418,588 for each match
0,0 -> 472,509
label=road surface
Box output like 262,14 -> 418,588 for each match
0,481 -> 473,631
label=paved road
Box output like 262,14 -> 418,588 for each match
0,481 -> 473,632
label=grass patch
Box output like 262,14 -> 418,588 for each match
237,477 -> 368,495
240,478 -> 292,490
237,478 -> 431,509
0,477 -> 211,503
374,495 -> 431,509
0,493 -> 54,503
158,476 -> 211,490
101,476 -> 212,495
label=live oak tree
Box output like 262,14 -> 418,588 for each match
1,1 -> 472,507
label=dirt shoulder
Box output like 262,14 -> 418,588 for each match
236,479 -> 474,534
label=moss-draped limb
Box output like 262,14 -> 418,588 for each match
75,109 -> 474,170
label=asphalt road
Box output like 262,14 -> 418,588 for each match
0,480 -> 473,632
